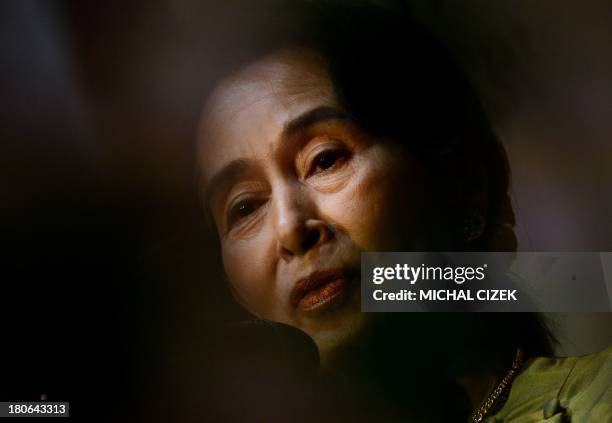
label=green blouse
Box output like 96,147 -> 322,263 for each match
488,345 -> 612,422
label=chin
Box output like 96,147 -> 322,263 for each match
298,289 -> 368,363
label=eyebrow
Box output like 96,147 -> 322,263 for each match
202,105 -> 352,210
282,105 -> 351,139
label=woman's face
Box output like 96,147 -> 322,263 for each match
199,49 -> 432,357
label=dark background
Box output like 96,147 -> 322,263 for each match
1,1 -> 611,421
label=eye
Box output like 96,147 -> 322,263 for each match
306,148 -> 350,177
227,197 -> 265,229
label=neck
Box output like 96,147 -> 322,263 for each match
457,368 -> 500,409
319,314 -> 523,420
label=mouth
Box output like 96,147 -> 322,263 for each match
290,269 -> 356,316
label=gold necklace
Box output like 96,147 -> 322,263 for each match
469,348 -> 524,423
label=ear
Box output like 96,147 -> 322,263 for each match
484,194 -> 517,252
461,159 -> 488,244
428,143 -> 490,249
460,148 -> 517,252
433,141 -> 517,251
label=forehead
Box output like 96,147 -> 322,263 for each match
198,49 -> 338,182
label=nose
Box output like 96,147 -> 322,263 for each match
274,190 -> 333,262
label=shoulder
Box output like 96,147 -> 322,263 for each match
562,345 -> 612,421
491,345 -> 612,422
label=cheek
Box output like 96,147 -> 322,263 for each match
221,235 -> 278,318
321,147 -> 430,250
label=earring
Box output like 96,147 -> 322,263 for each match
463,212 -> 485,242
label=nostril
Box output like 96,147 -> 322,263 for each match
278,219 -> 332,260
301,229 -> 321,252
278,244 -> 294,262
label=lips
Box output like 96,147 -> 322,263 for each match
290,269 -> 355,315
